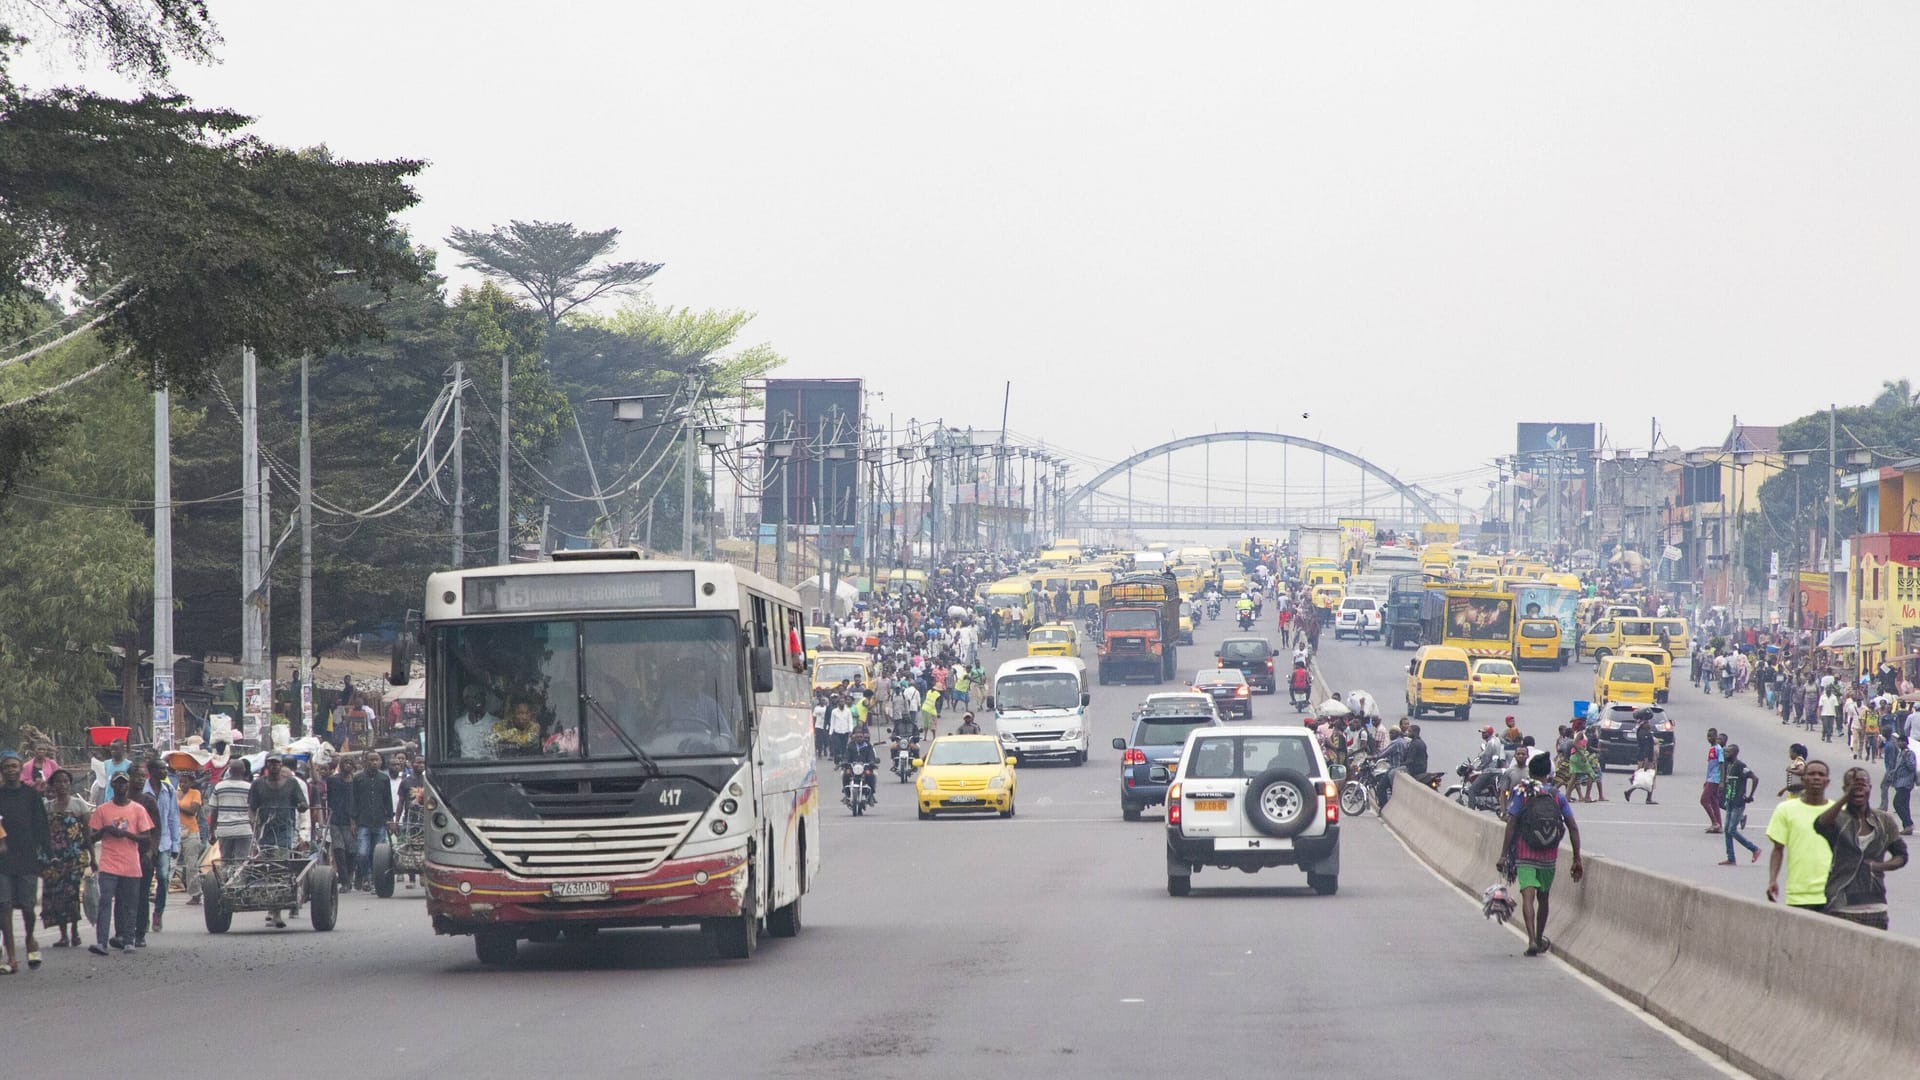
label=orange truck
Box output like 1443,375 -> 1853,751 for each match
1097,574 -> 1180,686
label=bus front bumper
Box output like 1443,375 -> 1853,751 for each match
425,849 -> 748,936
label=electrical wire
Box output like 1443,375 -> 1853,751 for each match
0,354 -> 124,411
0,297 -> 134,372
0,281 -> 130,359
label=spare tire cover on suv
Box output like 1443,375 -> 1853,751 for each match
1244,767 -> 1315,838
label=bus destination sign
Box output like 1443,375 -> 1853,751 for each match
464,570 -> 697,616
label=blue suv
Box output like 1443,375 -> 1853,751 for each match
1115,696 -> 1223,821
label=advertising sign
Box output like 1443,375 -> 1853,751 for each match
759,379 -> 863,530
1515,422 -> 1597,461
1511,584 -> 1578,654
1443,590 -> 1515,657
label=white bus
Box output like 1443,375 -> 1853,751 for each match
986,656 -> 1091,765
396,550 -> 818,965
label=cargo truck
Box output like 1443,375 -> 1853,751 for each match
1097,573 -> 1181,685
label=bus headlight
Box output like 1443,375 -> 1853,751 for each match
710,820 -> 729,835
721,798 -> 738,815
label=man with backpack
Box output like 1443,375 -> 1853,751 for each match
1499,752 -> 1585,957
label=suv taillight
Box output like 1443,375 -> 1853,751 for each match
1167,783 -> 1182,825
1265,658 -> 1274,669
1123,748 -> 1146,765
1323,782 -> 1339,824
1217,658 -> 1225,667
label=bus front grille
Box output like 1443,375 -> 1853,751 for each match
466,813 -> 702,878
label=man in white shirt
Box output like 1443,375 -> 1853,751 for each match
827,697 -> 855,761
452,688 -> 500,759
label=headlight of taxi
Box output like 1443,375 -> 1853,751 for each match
919,774 -> 938,792
989,775 -> 1008,789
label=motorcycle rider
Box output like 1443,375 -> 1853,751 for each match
1466,725 -> 1505,805
1289,660 -> 1312,705
842,721 -> 879,807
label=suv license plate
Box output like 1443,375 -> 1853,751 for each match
549,880 -> 612,901
1192,799 -> 1228,812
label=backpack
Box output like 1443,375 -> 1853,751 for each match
1516,785 -> 1567,850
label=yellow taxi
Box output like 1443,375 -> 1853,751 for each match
1620,644 -> 1673,703
1026,623 -> 1080,658
812,650 -> 872,693
1310,582 -> 1345,612
915,735 -> 1018,819
1514,618 -> 1563,669
804,625 -> 832,663
1218,567 -> 1248,595
1469,657 -> 1521,704
1406,644 -> 1473,720
1595,655 -> 1658,707
1176,600 -> 1195,645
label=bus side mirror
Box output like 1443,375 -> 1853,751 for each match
1081,692 -> 1091,707
750,646 -> 775,694
984,696 -> 995,710
389,636 -> 413,687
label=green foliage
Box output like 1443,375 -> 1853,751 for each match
1750,396 -> 1920,591
0,1 -> 219,83
446,220 -> 662,333
0,329 -> 154,743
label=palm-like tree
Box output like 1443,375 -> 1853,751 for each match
1872,378 -> 1917,412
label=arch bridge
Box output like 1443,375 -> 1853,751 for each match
1062,431 -> 1454,532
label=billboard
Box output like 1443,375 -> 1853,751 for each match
1511,583 -> 1578,654
1443,590 -> 1515,655
1516,422 -> 1597,462
760,379 -> 863,531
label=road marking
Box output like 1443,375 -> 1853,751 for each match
1120,998 -> 1144,1004
1380,818 -> 1748,1079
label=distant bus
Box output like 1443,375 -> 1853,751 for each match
400,550 -> 817,965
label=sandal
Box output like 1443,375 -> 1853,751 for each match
26,949 -> 41,970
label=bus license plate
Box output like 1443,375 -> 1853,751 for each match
549,880 -> 612,901
1192,799 -> 1228,812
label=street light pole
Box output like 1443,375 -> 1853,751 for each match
1827,403 -> 1838,631
299,354 -> 313,737
152,379 -> 173,746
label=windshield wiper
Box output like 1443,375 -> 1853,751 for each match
581,692 -> 661,778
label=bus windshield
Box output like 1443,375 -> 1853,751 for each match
994,673 -> 1081,711
431,614 -> 745,762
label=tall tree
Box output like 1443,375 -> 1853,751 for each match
445,221 -> 662,341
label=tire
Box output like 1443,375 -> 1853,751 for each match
1244,768 -> 1315,838
1593,648 -> 1611,663
307,865 -> 338,932
1457,706 -> 1470,721
201,872 -> 232,934
1122,800 -> 1143,822
1166,849 -> 1192,896
709,862 -> 759,960
851,792 -> 864,816
372,843 -> 396,898
1000,796 -> 1016,819
1339,780 -> 1369,817
917,806 -> 932,820
1076,748 -> 1088,765
1309,873 -> 1339,896
475,929 -> 517,966
767,835 -> 804,939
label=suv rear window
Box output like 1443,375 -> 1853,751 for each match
1185,734 -> 1319,779
1135,717 -> 1213,746
1219,639 -> 1271,659
1421,658 -> 1469,680
1520,622 -> 1559,638
1340,598 -> 1375,610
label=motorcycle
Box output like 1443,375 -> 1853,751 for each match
1238,611 -> 1254,631
1207,598 -> 1221,621
1443,755 -> 1509,815
889,731 -> 921,783
1289,683 -> 1311,712
841,758 -> 878,815
1340,756 -> 1391,816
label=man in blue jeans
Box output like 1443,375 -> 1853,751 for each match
1718,744 -> 1762,863
349,751 -> 395,892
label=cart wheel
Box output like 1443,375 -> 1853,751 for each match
201,872 -> 232,934
475,929 -> 517,966
372,843 -> 396,898
307,865 -> 338,932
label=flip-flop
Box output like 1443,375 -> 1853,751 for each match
0,961 -> 13,975
26,950 -> 41,970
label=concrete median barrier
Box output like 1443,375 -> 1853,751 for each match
1382,775 -> 1920,1080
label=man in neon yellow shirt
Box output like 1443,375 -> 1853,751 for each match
1765,759 -> 1833,911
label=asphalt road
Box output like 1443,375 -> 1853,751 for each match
1311,621 -> 1920,938
6,613 -> 1732,1079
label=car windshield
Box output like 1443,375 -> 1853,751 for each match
927,740 -> 1004,766
815,661 -> 866,685
1220,640 -> 1270,659
1422,659 -> 1469,680
1185,734 -> 1319,779
1611,663 -> 1654,684
995,673 -> 1081,710
1135,717 -> 1213,746
430,615 -> 745,762
1105,609 -> 1160,631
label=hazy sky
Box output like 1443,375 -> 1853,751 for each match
19,2 -> 1920,506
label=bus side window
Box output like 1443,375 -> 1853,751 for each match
771,605 -> 789,667
751,597 -> 770,648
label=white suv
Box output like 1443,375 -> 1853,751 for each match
1164,724 -> 1343,896
1334,597 -> 1381,640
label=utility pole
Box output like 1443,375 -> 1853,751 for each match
1827,403 -> 1838,630
152,381 -> 174,747
451,360 -> 465,566
498,354 -> 511,565
240,347 -> 265,684
681,405 -> 696,558
299,355 -> 313,737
